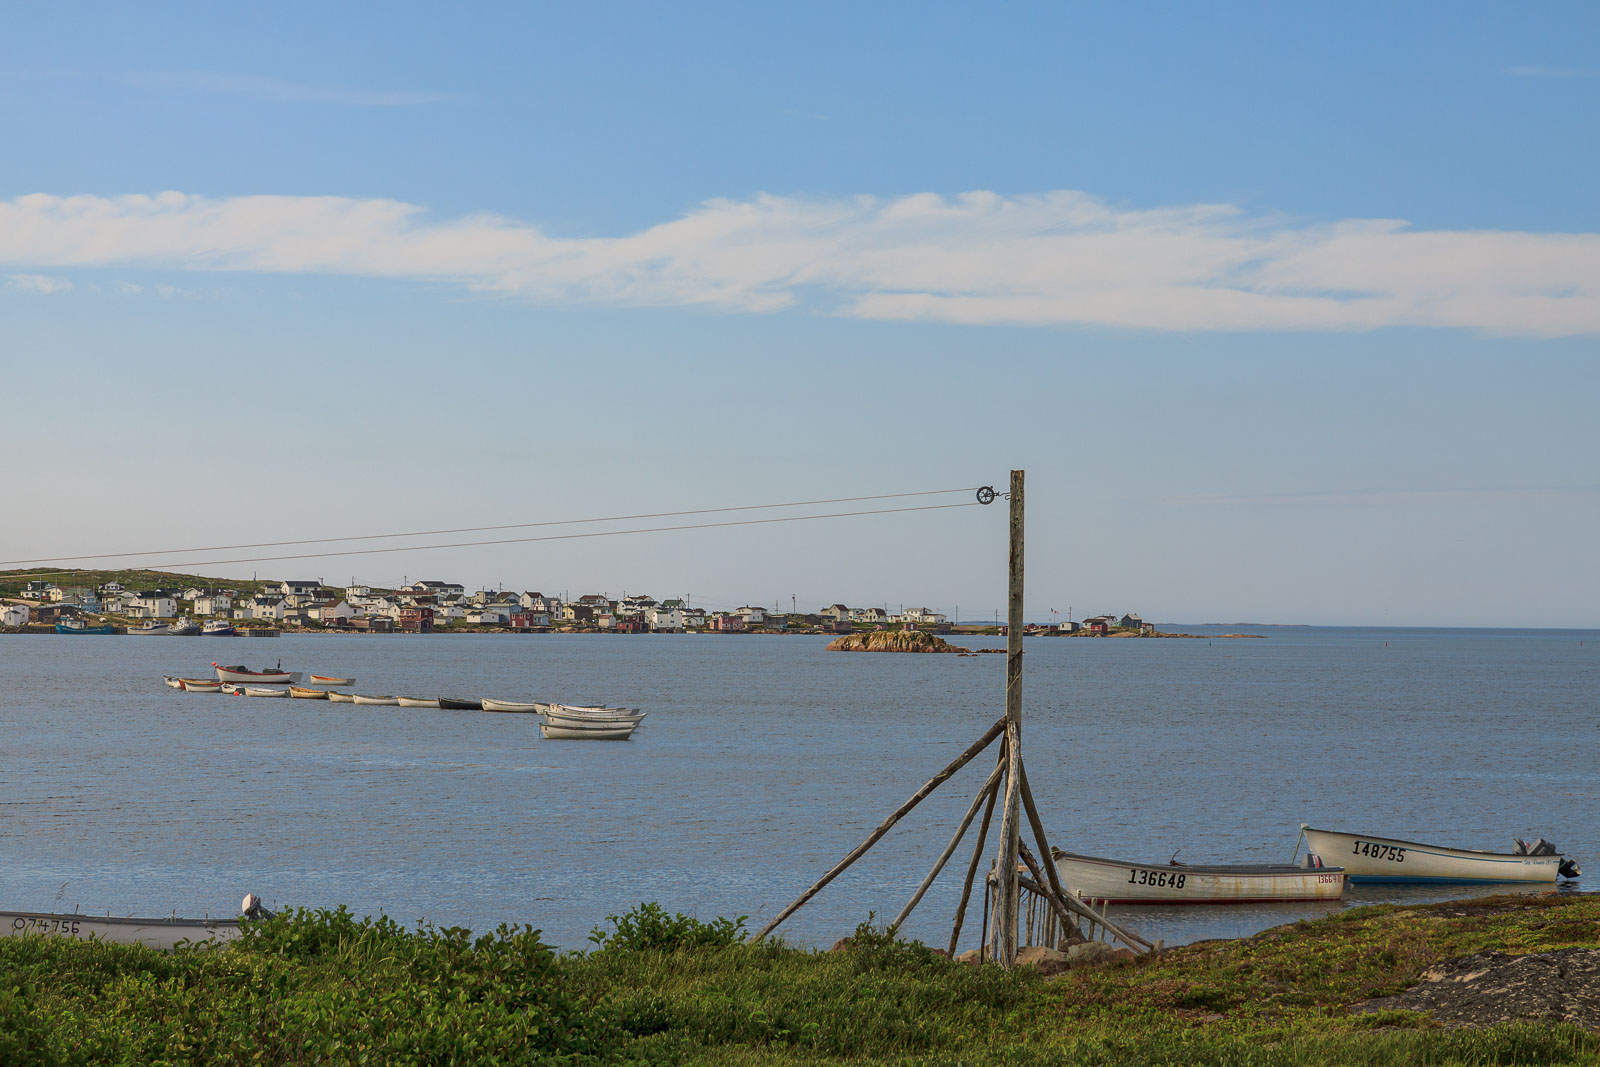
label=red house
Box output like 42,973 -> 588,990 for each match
398,606 -> 435,633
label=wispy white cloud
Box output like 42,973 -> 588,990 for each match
1503,65 -> 1592,79
129,72 -> 452,106
1,189 -> 1598,335
5,272 -> 72,294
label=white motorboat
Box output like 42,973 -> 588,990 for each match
1053,850 -> 1347,905
201,621 -> 237,636
352,695 -> 399,706
540,721 -> 637,740
0,894 -> 270,950
213,663 -> 301,684
482,698 -> 540,713
397,697 -> 440,708
244,686 -> 289,698
129,622 -> 172,636
1300,826 -> 1579,885
326,692 -> 354,703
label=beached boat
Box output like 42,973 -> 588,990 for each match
1300,826 -> 1579,884
309,675 -> 355,686
326,692 -> 354,703
396,697 -> 440,708
482,698 -> 540,714
351,695 -> 399,706
289,686 -> 329,699
180,678 -> 221,692
128,621 -> 171,636
539,721 -> 638,740
244,686 -> 288,698
201,621 -> 236,636
0,894 -> 271,950
164,676 -> 185,689
55,620 -> 115,635
439,697 -> 482,711
1053,850 -> 1347,905
213,663 -> 301,684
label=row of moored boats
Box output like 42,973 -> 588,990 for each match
162,664 -> 646,739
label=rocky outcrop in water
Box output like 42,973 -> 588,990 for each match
825,630 -> 971,654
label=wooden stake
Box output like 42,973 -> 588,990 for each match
989,468 -> 1025,966
946,753 -> 1001,957
888,760 -> 1004,935
754,715 -> 1007,942
1018,763 -> 1075,931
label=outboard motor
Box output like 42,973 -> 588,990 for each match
241,893 -> 275,921
1560,858 -> 1582,880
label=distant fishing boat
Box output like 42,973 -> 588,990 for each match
308,675 -> 355,686
213,663 -> 300,684
482,698 -> 540,714
55,620 -> 115,635
128,621 -> 171,636
351,695 -> 399,706
0,893 -> 271,951
289,686 -> 329,699
201,621 -> 237,636
439,697 -> 482,711
1053,850 -> 1347,905
396,697 -> 440,708
539,721 -> 638,740
1300,826 -> 1579,885
169,620 -> 202,636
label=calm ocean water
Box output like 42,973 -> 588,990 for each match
2,627 -> 1595,950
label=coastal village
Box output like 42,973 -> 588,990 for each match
0,573 -> 1154,637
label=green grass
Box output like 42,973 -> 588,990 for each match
3,895 -> 1599,1064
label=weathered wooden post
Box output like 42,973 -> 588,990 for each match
988,469 -> 1025,966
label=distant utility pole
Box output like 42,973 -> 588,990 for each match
792,594 -> 796,614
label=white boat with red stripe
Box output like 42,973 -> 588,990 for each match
1053,850 -> 1346,905
213,663 -> 301,684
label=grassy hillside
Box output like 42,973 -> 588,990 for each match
3,894 -> 1598,1064
0,568 -> 388,601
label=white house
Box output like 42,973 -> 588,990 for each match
466,608 -> 510,625
2,604 -> 30,627
129,592 -> 177,618
182,587 -> 208,601
734,606 -> 767,625
433,603 -> 466,624
645,606 -> 684,631
619,594 -> 658,615
248,596 -> 287,621
279,580 -> 323,597
901,607 -> 948,626
344,585 -> 371,599
405,580 -> 465,597
193,593 -> 233,616
682,607 -> 708,629
851,607 -> 889,626
308,600 -> 357,623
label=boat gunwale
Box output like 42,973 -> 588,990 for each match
1301,825 -> 1564,862
1054,849 -> 1347,878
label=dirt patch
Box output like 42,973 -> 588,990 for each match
1358,948 -> 1600,1029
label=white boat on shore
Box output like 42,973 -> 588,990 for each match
1053,850 -> 1347,905
1,894 -> 271,950
1300,826 -> 1579,885
540,721 -> 638,740
352,695 -> 399,706
482,698 -> 540,713
397,697 -> 440,708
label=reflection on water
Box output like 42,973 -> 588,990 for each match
0,626 -> 1594,949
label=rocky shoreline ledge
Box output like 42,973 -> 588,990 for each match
825,630 -> 1002,654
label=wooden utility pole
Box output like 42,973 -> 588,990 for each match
988,469 -> 1025,966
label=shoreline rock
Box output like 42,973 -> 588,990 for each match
825,630 -> 973,654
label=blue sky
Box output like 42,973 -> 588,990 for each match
3,3 -> 1596,625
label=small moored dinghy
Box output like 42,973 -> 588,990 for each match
540,721 -> 638,740
396,697 -> 440,708
352,695 -> 399,706
482,698 -> 540,713
164,676 -> 185,689
179,678 -> 222,692
546,705 -> 647,727
214,663 -> 301,684
289,686 -> 329,699
1053,850 -> 1347,905
1300,826 -> 1580,884
309,675 -> 355,686
439,697 -> 482,711
244,686 -> 289,698
326,692 -> 354,703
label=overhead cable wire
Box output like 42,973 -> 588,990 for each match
130,501 -> 983,571
0,487 -> 978,569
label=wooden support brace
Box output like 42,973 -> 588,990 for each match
888,759 -> 1004,936
754,715 -> 1007,942
947,748 -> 1002,957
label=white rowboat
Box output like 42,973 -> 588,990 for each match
482,698 -> 540,713
1053,850 -> 1347,905
309,675 -> 355,686
551,704 -> 645,720
244,686 -> 289,698
326,692 -> 354,703
1,909 -> 243,950
289,686 -> 329,699
213,664 -> 301,684
164,676 -> 185,689
352,695 -> 399,706
1300,826 -> 1576,885
547,708 -> 647,728
396,697 -> 440,708
540,722 -> 637,740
